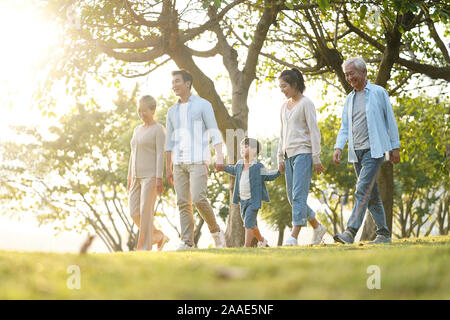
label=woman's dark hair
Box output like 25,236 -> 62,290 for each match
278,68 -> 305,93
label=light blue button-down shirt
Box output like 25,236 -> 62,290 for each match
165,94 -> 223,164
334,81 -> 400,163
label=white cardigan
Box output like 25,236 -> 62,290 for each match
278,96 -> 322,165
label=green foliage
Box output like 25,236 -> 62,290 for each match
317,0 -> 330,12
392,95 -> 449,237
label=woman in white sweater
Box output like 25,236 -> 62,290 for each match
128,95 -> 168,251
277,69 -> 327,246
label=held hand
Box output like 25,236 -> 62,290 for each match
390,149 -> 400,164
216,154 -> 224,166
127,177 -> 131,191
278,162 -> 285,174
333,148 -> 342,165
156,178 -> 164,195
214,163 -> 225,172
166,169 -> 174,187
314,163 -> 324,174
214,154 -> 225,172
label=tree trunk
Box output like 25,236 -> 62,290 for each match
437,196 -> 449,235
277,226 -> 285,246
225,177 -> 245,247
223,97 -> 248,248
360,161 -> 394,240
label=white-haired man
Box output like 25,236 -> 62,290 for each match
333,57 -> 400,244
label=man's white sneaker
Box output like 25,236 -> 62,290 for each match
311,224 -> 327,245
211,230 -> 226,248
176,242 -> 194,251
283,236 -> 297,246
257,238 -> 268,248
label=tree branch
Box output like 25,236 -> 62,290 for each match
181,0 -> 246,42
96,42 -> 165,63
188,44 -> 220,57
123,0 -> 162,28
396,58 -> 450,81
424,13 -> 450,64
242,1 -> 281,88
342,9 -> 385,52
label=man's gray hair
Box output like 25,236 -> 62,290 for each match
342,57 -> 367,72
139,95 -> 157,110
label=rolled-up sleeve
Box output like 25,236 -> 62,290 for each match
382,89 -> 400,149
304,100 -> 322,165
334,100 -> 349,150
165,108 -> 174,151
202,101 -> 223,146
156,125 -> 165,178
278,107 -> 284,165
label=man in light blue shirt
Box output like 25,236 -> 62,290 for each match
165,70 -> 226,250
333,58 -> 400,245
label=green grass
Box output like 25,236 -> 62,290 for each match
1,236 -> 449,299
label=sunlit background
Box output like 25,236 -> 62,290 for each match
5,1 -> 418,253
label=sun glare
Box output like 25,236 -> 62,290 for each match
0,3 -> 60,139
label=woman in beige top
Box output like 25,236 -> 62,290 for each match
127,95 -> 168,251
277,68 -> 327,246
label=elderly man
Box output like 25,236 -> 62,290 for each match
165,69 -> 226,250
333,58 -> 400,244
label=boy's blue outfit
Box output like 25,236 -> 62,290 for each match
225,160 -> 280,228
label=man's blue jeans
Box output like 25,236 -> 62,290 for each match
284,153 -> 316,226
347,149 -> 390,237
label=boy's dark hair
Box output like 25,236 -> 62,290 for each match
172,69 -> 193,89
241,137 -> 262,156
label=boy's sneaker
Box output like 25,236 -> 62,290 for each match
333,230 -> 354,244
368,235 -> 391,244
176,242 -> 194,251
257,238 -> 268,248
283,236 -> 297,246
311,224 -> 327,245
212,230 -> 226,248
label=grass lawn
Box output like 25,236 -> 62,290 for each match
0,236 -> 449,299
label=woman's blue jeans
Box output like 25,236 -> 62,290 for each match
284,153 -> 316,227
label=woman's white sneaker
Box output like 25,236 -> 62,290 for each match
283,236 -> 298,246
311,224 -> 327,245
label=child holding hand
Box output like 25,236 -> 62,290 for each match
218,137 -> 281,247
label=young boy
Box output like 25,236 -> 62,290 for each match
218,137 -> 281,247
